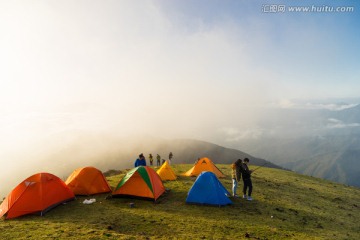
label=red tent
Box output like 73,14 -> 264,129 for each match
0,172 -> 75,219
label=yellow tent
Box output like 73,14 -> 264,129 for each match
183,157 -> 225,178
156,161 -> 177,181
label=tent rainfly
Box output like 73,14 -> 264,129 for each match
112,166 -> 166,201
0,172 -> 75,219
186,171 -> 232,206
65,166 -> 112,195
156,160 -> 177,181
183,157 -> 225,178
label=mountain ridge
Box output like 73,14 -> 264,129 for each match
231,103 -> 360,188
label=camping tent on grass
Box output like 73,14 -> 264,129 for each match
156,160 -> 177,181
186,171 -> 232,206
112,166 -> 165,201
65,166 -> 112,195
183,157 -> 225,178
0,172 -> 75,219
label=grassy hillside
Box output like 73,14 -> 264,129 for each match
1,164 -> 359,239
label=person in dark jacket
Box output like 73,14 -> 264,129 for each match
242,158 -> 253,201
134,153 -> 147,167
168,152 -> 173,164
156,154 -> 161,166
231,159 -> 243,197
149,153 -> 154,166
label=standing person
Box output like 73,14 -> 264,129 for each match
156,154 -> 161,167
168,152 -> 173,164
134,153 -> 147,167
242,158 -> 253,201
149,153 -> 154,166
231,159 -> 243,197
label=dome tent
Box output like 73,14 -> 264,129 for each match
112,166 -> 166,201
186,171 -> 232,206
183,157 -> 225,178
156,160 -> 177,181
0,172 -> 75,219
65,166 -> 111,195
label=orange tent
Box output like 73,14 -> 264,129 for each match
183,157 -> 225,178
65,166 -> 111,195
112,166 -> 165,201
0,172 -> 75,219
156,160 -> 177,181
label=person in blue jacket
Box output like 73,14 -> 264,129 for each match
134,153 -> 147,167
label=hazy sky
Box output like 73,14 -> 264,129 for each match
0,0 -> 359,194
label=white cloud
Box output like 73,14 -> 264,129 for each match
219,127 -> 264,142
305,103 -> 358,111
275,99 -> 358,111
277,99 -> 296,109
326,118 -> 360,129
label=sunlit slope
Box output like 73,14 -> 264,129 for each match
0,164 -> 359,239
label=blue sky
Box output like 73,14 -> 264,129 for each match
159,0 -> 360,98
1,0 -> 359,108
0,0 -> 359,195
1,0 -> 359,140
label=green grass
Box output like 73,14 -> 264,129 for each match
1,164 -> 359,239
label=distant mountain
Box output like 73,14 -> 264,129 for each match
90,137 -> 282,170
132,138 -> 281,168
279,135 -> 360,187
232,104 -> 360,187
330,104 -> 360,123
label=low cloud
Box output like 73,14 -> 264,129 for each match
326,118 -> 360,129
305,103 -> 358,111
219,127 -> 264,142
276,99 -> 358,111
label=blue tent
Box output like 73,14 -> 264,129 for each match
186,171 -> 232,206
